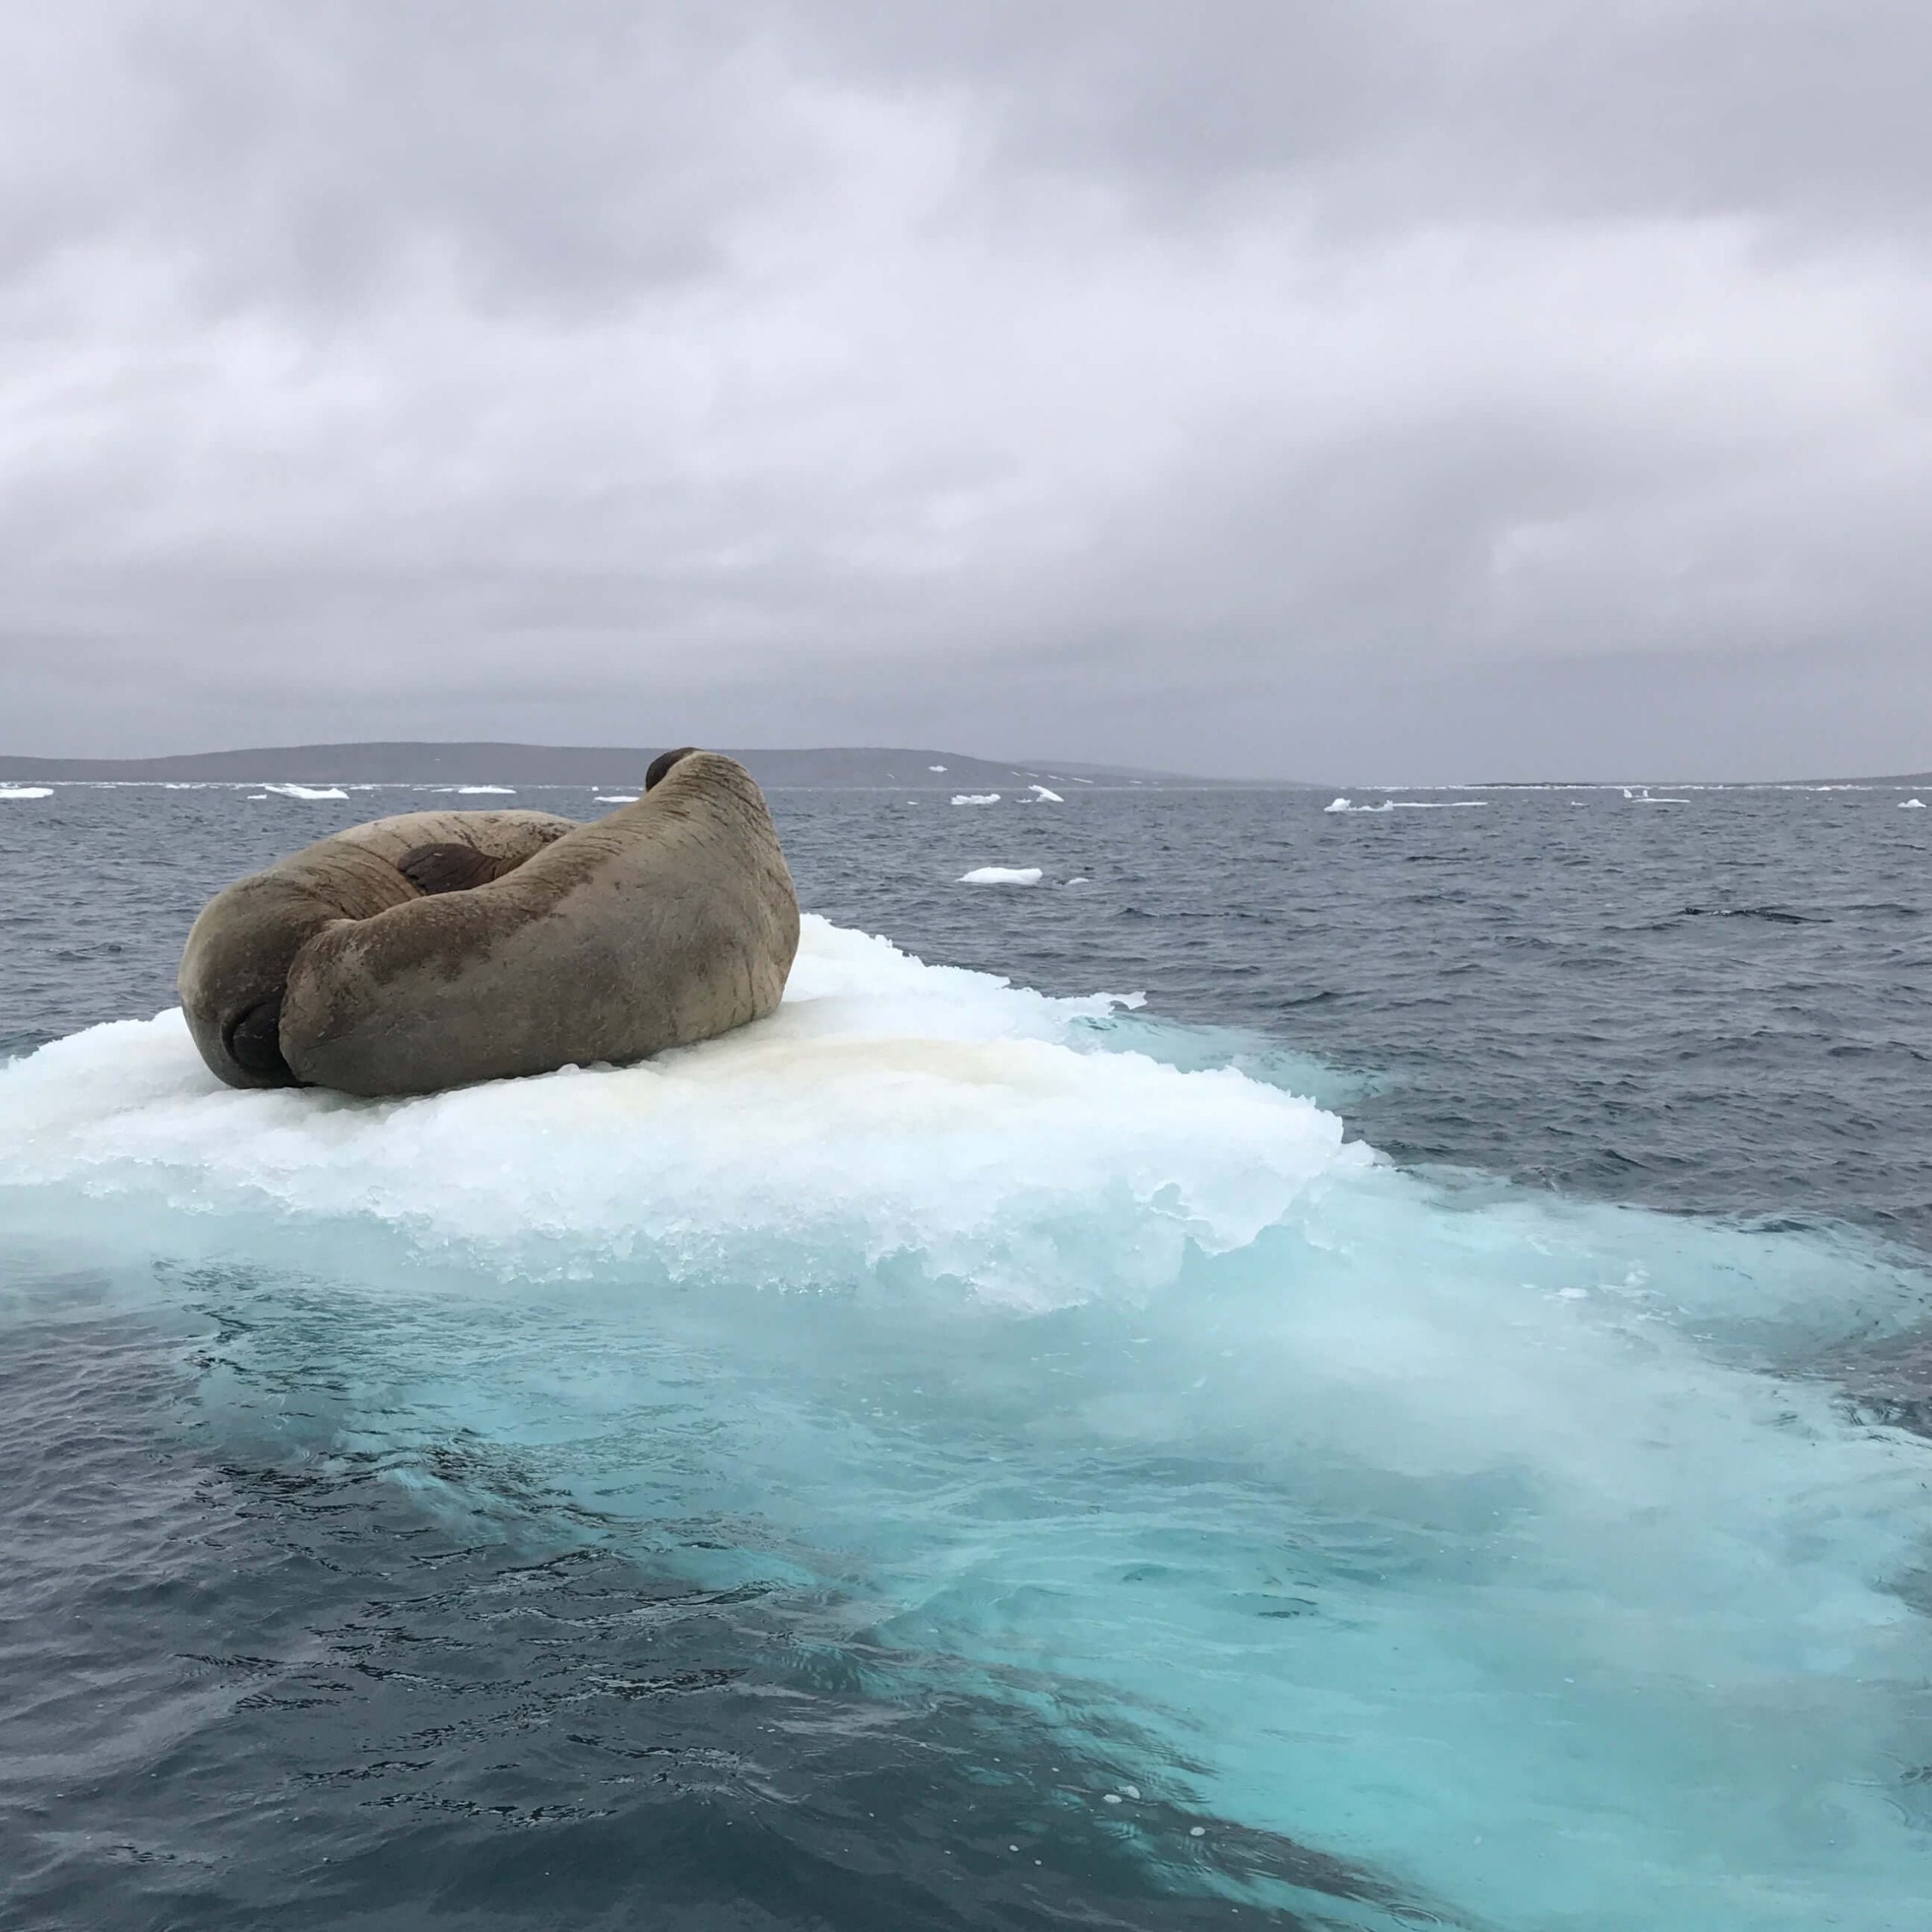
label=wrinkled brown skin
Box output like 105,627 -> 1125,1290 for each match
177,752 -> 800,1097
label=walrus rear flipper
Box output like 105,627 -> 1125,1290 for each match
396,843 -> 514,896
225,995 -> 295,1085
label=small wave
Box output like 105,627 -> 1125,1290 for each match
959,866 -> 1042,885
1679,906 -> 1826,925
952,792 -> 1000,806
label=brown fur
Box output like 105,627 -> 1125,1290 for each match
179,755 -> 799,1097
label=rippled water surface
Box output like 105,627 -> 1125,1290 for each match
2,780 -> 1930,1930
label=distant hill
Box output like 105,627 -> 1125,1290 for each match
0,743 -> 1247,789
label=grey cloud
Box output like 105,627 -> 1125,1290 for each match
0,2 -> 1927,777
796,2 -> 1932,237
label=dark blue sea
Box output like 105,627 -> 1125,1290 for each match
2,778 -> 1930,1930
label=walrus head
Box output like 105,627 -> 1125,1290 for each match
645,746 -> 698,790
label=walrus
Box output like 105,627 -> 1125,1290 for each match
179,749 -> 799,1097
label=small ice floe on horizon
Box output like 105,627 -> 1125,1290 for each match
263,783 -> 349,801
1623,786 -> 1689,804
959,866 -> 1042,885
928,764 -> 947,772
1901,798 -> 1926,809
1326,796 -> 1485,814
595,794 -> 639,804
1029,784 -> 1066,802
0,786 -> 52,800
245,793 -> 269,801
454,785 -> 516,795
952,792 -> 1000,806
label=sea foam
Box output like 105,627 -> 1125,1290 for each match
3,918 -> 1931,1929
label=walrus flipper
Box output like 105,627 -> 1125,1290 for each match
395,843 -> 514,896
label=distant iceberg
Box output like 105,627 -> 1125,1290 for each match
1029,784 -> 1065,802
263,783 -> 349,801
594,794 -> 639,804
1902,798 -> 1926,809
1325,796 -> 1485,814
959,866 -> 1042,885
952,792 -> 1000,806
0,786 -> 52,800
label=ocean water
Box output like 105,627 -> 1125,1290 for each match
2,780 -> 1930,1931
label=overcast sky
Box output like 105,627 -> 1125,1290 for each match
2,2 -> 1928,780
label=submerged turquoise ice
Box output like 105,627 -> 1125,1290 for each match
4,915 -> 1930,1928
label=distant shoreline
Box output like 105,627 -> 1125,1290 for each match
0,742 -> 1924,789
0,742 -> 1254,789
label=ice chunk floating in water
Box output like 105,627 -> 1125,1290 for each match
1903,798 -> 1926,809
952,792 -> 1000,805
958,866 -> 1042,885
0,786 -> 52,799
1029,784 -> 1065,802
263,782 -> 349,800
4,915 -> 1932,1930
1325,796 -> 1486,814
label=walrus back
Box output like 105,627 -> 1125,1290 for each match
280,754 -> 798,1095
